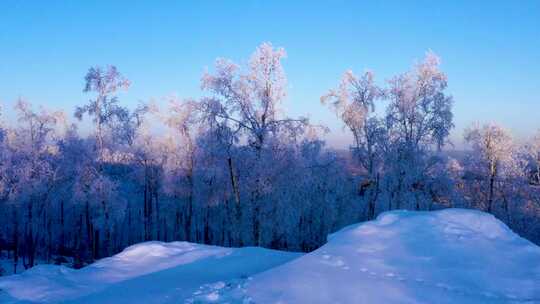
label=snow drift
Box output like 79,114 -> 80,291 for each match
247,209 -> 540,303
1,209 -> 539,303
0,242 -> 300,303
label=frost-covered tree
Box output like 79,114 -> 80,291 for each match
200,42 -> 309,245
0,104 -> 16,272
524,130 -> 540,185
386,51 -> 454,152
75,65 -> 130,160
73,66 -> 130,260
10,100 -> 63,268
321,70 -> 382,157
0,104 -> 8,198
383,52 -> 454,210
324,52 -> 454,214
201,43 -> 307,154
322,70 -> 384,219
464,123 -> 514,213
164,98 -> 199,241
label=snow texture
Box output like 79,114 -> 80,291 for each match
1,209 -> 539,303
0,242 -> 300,303
248,209 -> 540,304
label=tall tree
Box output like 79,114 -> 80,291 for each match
384,52 -> 454,210
75,65 -> 130,161
165,98 -> 199,241
525,130 -> 540,185
464,123 -> 514,213
74,66 -> 129,258
386,51 -> 454,152
11,100 -> 62,268
200,42 -> 308,245
322,70 -> 384,219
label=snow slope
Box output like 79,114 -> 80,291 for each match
247,209 -> 540,303
1,209 -> 539,303
0,242 -> 300,303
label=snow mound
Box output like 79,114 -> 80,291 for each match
1,209 -> 539,303
0,242 -> 300,303
247,209 -> 540,303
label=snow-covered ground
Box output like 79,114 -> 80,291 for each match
1,209 -> 539,303
0,259 -> 23,277
247,209 -> 540,304
0,242 -> 300,303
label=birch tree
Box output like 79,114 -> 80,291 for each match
200,42 -> 308,245
75,65 -> 130,160
322,70 -> 384,219
165,98 -> 199,241
74,66 -> 129,259
384,51 -> 454,210
10,100 -> 62,268
525,130 -> 540,185
464,123 -> 514,213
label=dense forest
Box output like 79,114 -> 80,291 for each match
1,43 -> 539,274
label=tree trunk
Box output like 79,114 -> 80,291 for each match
24,202 -> 35,269
154,185 -> 160,241
227,157 -> 242,244
185,167 -> 193,242
85,201 -> 95,261
253,201 -> 261,246
488,171 -> 495,213
12,209 -> 18,274
127,205 -> 133,245
60,199 -> 65,255
47,215 -> 52,263
102,199 -> 110,257
94,229 -> 100,259
143,167 -> 152,241
228,157 -> 241,208
367,174 -> 380,220
204,207 -> 210,244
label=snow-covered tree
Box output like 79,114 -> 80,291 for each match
321,70 -> 382,158
75,65 -> 130,160
324,52 -> 454,214
73,66 -> 130,260
386,51 -> 454,152
524,130 -> 540,185
201,43 -> 307,154
464,123 -> 514,213
382,51 -> 454,210
322,70 -> 384,219
10,100 -> 63,268
200,42 -> 309,245
163,98 -> 199,241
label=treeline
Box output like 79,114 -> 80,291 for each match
0,43 -> 539,273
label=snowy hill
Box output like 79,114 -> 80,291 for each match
1,209 -> 539,303
248,209 -> 540,304
0,242 -> 300,303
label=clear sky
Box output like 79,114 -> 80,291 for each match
1,0 -> 539,148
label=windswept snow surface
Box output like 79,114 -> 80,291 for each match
248,209 -> 540,304
0,242 -> 300,303
1,209 -> 539,303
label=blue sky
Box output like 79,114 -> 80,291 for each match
1,1 -> 538,147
